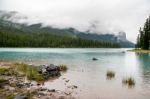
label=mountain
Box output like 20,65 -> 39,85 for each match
0,10 -> 134,47
77,31 -> 134,47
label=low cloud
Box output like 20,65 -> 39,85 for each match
0,0 -> 150,42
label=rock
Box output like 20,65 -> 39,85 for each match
73,85 -> 78,89
92,58 -> 98,61
58,96 -> 65,99
46,64 -> 59,72
39,88 -> 47,91
9,87 -> 15,91
121,51 -> 125,53
38,64 -> 61,79
37,83 -> 41,86
65,80 -> 69,83
0,79 -> 9,88
13,94 -> 27,99
37,93 -> 45,97
48,89 -> 56,92
16,83 -> 24,88
23,83 -> 31,88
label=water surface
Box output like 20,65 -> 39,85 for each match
0,48 -> 150,99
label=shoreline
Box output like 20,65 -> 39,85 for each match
0,62 -> 77,99
127,49 -> 150,53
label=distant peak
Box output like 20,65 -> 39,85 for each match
117,31 -> 127,41
0,10 -> 28,22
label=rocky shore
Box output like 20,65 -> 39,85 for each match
0,63 -> 77,99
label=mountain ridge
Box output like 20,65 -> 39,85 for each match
0,10 -> 134,47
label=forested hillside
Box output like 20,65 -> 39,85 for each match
0,26 -> 120,48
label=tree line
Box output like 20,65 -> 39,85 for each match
136,16 -> 150,49
0,26 -> 120,48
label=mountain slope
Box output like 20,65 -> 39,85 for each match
0,21 -> 120,48
0,10 -> 134,48
77,32 -> 135,48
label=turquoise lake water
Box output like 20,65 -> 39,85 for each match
0,48 -> 150,99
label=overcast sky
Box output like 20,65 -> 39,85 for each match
0,0 -> 150,42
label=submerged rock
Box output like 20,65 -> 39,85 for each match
92,58 -> 98,61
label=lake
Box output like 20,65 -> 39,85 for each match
0,48 -> 150,99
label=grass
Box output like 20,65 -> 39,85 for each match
0,68 -> 9,75
11,63 -> 44,81
25,91 -> 34,99
106,70 -> 115,79
1,63 -> 67,82
0,79 -> 8,83
26,67 -> 44,81
59,64 -> 68,71
128,49 -> 150,53
4,91 -> 33,99
5,95 -> 14,99
0,79 -> 9,88
12,63 -> 28,73
122,77 -> 135,88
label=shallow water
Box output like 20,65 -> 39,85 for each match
0,48 -> 150,99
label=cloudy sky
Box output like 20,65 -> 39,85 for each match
0,0 -> 150,42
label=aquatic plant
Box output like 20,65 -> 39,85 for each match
106,70 -> 115,79
59,64 -> 68,71
122,77 -> 135,88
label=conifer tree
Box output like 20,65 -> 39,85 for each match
136,16 -> 150,49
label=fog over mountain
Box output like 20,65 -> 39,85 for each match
0,0 -> 150,42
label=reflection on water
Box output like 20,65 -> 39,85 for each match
135,53 -> 150,95
0,48 -> 150,99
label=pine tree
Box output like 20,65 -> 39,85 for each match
136,34 -> 140,48
136,16 -> 150,50
143,19 -> 149,49
148,16 -> 150,48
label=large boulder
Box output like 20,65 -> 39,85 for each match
38,64 -> 60,79
92,58 -> 98,61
